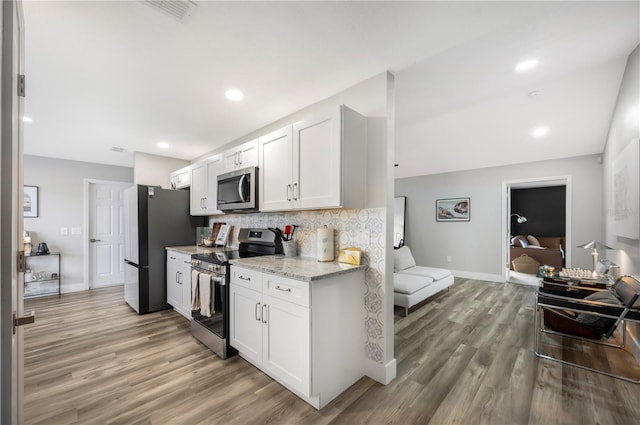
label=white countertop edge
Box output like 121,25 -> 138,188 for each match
229,255 -> 367,282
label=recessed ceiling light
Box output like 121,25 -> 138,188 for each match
225,88 -> 244,102
515,59 -> 539,72
532,126 -> 549,138
111,146 -> 126,153
23,116 -> 33,123
157,141 -> 170,149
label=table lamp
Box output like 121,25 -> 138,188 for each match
577,240 -> 613,276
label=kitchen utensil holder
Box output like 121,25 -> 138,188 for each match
282,239 -> 298,257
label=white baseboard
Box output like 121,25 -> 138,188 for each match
61,282 -> 87,294
61,282 -> 124,293
450,270 -> 504,283
364,357 -> 397,385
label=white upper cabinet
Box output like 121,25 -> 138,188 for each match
259,126 -> 294,211
259,105 -> 366,212
170,165 -> 191,189
223,138 -> 259,172
190,155 -> 223,216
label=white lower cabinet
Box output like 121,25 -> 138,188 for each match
166,251 -> 192,319
262,294 -> 310,395
229,265 -> 365,409
229,283 -> 263,365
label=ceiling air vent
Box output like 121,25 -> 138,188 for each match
142,1 -> 198,23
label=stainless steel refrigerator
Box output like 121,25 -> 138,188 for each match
123,185 -> 204,314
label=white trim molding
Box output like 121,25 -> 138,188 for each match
501,175 -> 573,283
364,357 -> 397,385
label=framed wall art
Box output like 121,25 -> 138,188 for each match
24,185 -> 39,218
436,197 -> 470,222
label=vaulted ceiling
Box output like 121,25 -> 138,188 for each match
22,1 -> 639,178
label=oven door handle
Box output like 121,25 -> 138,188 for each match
191,270 -> 226,286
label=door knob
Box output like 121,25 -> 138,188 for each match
90,238 -> 102,242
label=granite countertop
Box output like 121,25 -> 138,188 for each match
165,245 -> 226,256
230,255 -> 366,282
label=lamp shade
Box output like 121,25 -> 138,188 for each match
577,240 -> 613,251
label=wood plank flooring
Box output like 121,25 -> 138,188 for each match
23,279 -> 640,425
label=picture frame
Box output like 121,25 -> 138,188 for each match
436,197 -> 470,222
215,224 -> 231,246
24,185 -> 39,218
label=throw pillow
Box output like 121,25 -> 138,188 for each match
575,291 -> 622,331
394,246 -> 417,272
527,235 -> 541,246
511,235 -> 529,248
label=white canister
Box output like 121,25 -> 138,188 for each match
317,227 -> 334,262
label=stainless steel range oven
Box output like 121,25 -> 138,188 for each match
190,228 -> 282,359
190,254 -> 236,359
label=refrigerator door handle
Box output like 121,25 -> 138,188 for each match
124,259 -> 149,269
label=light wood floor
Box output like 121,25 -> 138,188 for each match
24,279 -> 640,425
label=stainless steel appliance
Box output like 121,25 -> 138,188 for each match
123,185 -> 204,314
217,166 -> 258,211
190,228 -> 282,358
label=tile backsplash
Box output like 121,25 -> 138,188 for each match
209,208 -> 387,364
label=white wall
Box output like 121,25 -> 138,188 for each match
395,154 -> 603,280
603,44 -> 640,277
133,152 -> 188,189
24,155 -> 133,292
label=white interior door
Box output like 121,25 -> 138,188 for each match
1,1 -> 26,422
89,182 -> 128,288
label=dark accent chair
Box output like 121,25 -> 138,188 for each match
534,275 -> 640,383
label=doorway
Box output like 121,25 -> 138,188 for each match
502,176 -> 572,285
84,180 -> 131,289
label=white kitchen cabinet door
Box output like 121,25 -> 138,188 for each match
262,294 -> 310,397
293,107 -> 341,209
204,155 -> 223,214
166,252 -> 192,319
190,155 -> 223,215
190,161 -> 207,215
223,139 -> 259,172
259,126 -> 294,211
178,260 -> 193,319
238,139 -> 258,168
230,283 -> 263,366
166,255 -> 181,308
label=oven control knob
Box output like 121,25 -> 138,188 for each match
191,260 -> 201,267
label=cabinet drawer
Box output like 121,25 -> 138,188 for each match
167,251 -> 191,266
262,273 -> 309,307
230,266 -> 262,291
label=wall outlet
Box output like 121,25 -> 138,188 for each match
71,227 -> 81,235
60,227 -> 68,236
447,255 -> 452,262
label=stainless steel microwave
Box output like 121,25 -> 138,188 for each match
217,166 -> 258,211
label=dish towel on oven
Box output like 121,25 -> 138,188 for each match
199,272 -> 214,317
191,270 -> 200,310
